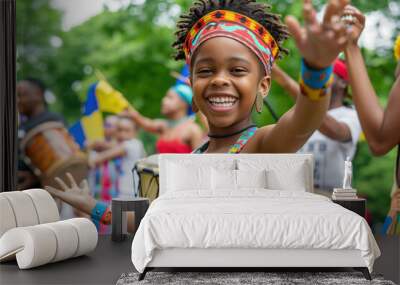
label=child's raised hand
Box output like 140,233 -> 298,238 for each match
341,5 -> 365,46
286,0 -> 350,69
45,173 -> 96,215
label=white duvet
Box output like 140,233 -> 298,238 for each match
131,190 -> 380,273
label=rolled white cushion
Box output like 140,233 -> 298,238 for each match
0,218 -> 97,269
0,196 -> 17,238
42,221 -> 79,262
23,189 -> 60,224
0,192 -> 39,227
0,226 -> 57,269
64,218 -> 98,257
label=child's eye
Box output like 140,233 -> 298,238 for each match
196,68 -> 213,76
231,67 -> 248,75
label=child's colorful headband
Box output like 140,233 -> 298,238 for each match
183,10 -> 279,74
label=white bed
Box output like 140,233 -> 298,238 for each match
131,154 -> 380,280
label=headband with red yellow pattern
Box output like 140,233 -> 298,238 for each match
183,10 -> 279,73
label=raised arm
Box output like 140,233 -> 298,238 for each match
343,6 -> 400,155
318,114 -> 352,142
85,140 -> 115,152
259,0 -> 350,153
122,106 -> 167,135
89,145 -> 126,167
272,65 -> 352,142
45,173 -> 137,233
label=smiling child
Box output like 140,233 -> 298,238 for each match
172,0 -> 350,154
45,0 -> 353,228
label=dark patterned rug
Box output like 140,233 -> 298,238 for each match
116,271 -> 396,285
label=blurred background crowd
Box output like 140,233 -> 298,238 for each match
16,0 -> 400,233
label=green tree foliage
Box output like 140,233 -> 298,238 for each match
16,0 -> 62,82
16,0 -> 400,229
50,2 -> 181,121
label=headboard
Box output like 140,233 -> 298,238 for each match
158,154 -> 314,194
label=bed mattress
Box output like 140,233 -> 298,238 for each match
131,190 -> 380,273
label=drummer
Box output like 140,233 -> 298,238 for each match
17,78 -> 67,190
122,84 -> 204,153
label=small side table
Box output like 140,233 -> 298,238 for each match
332,198 -> 366,217
112,197 -> 149,242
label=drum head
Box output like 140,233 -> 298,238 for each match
135,154 -> 159,175
135,155 -> 160,202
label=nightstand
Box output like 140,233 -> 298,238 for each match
111,197 -> 150,242
332,198 -> 366,217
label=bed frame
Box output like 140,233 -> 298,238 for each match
138,248 -> 371,280
137,154 -> 373,281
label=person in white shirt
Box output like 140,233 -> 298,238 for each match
272,59 -> 362,193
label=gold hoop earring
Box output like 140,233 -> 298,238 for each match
255,92 -> 264,114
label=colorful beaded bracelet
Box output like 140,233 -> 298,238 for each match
91,201 -> 108,221
301,59 -> 333,89
299,59 -> 334,101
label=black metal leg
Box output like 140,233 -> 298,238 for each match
138,268 -> 147,281
354,267 -> 371,280
361,268 -> 372,280
111,200 -> 123,242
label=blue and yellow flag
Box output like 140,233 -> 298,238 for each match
69,80 -> 130,148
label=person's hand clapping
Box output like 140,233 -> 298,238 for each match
286,0 -> 351,69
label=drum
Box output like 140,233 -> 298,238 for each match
134,155 -> 159,202
20,122 -> 89,189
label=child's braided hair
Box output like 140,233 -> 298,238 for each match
173,0 -> 290,61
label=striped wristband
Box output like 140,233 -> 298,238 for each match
299,59 -> 334,101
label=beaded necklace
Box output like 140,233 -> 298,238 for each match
193,126 -> 257,154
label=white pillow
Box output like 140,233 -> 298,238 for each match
211,169 -> 268,190
266,163 -> 308,191
212,168 -> 237,190
236,169 -> 267,189
167,162 -> 211,191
